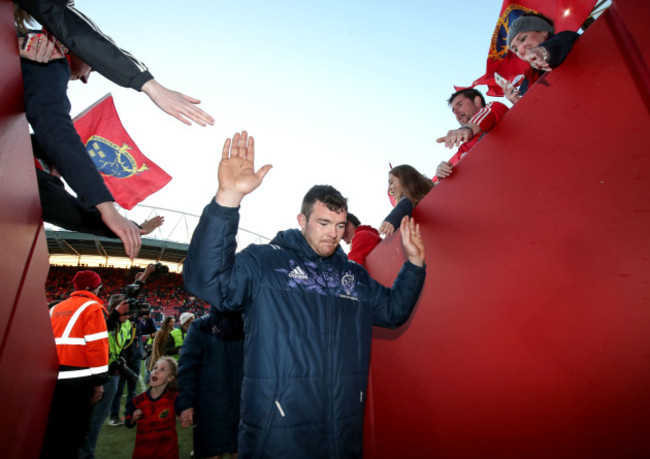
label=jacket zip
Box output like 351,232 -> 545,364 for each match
321,259 -> 338,458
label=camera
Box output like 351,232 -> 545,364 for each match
109,356 -> 139,384
123,279 -> 146,314
121,263 -> 167,315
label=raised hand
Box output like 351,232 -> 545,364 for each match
400,216 -> 425,267
215,131 -> 273,207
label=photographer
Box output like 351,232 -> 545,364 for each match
108,266 -> 159,426
81,263 -> 162,458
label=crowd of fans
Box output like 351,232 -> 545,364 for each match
46,265 -> 209,320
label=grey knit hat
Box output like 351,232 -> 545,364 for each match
507,15 -> 555,49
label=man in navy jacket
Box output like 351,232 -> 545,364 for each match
184,131 -> 427,458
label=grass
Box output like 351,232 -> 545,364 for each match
96,417 -> 194,458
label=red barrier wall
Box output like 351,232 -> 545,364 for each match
365,2 -> 650,457
0,0 -> 57,456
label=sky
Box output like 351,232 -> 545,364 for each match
65,0 -> 507,244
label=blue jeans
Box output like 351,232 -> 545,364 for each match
79,375 -> 119,459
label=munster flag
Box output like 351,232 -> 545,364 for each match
461,0 -> 598,96
73,94 -> 172,210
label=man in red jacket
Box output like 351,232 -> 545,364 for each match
435,88 -> 509,181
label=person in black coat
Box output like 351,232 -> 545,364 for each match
176,312 -> 244,459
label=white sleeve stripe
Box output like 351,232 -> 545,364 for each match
469,105 -> 491,126
67,6 -> 148,72
55,337 -> 86,345
85,331 -> 109,342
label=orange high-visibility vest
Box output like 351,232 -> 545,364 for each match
49,291 -> 109,380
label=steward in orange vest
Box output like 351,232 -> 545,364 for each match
41,270 -> 109,459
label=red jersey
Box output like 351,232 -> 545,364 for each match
125,388 -> 179,459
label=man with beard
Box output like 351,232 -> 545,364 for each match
435,88 -> 509,181
184,131 -> 427,457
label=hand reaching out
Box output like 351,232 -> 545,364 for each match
400,216 -> 425,267
215,131 -> 273,207
379,221 -> 395,237
141,79 -> 215,127
436,127 -> 473,149
140,215 -> 164,235
97,202 -> 141,260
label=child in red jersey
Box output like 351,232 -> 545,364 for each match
125,356 -> 179,459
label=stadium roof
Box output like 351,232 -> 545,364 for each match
44,204 -> 271,268
46,229 -> 189,264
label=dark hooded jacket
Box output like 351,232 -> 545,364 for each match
184,201 -> 426,458
175,314 -> 244,457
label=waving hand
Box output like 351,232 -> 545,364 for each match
215,131 -> 273,207
400,216 -> 425,267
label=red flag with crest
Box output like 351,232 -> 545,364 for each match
461,0 -> 598,96
73,94 -> 172,210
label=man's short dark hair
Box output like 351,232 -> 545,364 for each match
301,185 -> 348,221
448,88 -> 486,107
347,213 -> 361,228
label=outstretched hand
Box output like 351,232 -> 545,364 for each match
141,79 -> 215,126
436,128 -> 473,149
400,216 -> 425,267
97,202 -> 141,260
215,131 -> 273,207
525,47 -> 551,72
378,220 -> 395,236
140,215 -> 164,235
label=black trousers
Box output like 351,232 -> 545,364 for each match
40,377 -> 95,459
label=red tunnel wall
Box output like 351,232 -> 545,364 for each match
365,2 -> 650,458
0,0 -> 57,455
